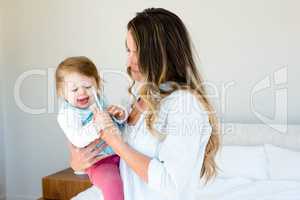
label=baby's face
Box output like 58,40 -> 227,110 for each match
62,72 -> 98,109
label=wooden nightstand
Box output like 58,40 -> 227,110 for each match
39,168 -> 92,200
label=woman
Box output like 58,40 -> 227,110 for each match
69,8 -> 220,200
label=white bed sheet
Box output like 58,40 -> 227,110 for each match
72,177 -> 300,200
196,177 -> 300,200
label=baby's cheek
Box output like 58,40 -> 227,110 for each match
89,94 -> 95,103
66,94 -> 76,106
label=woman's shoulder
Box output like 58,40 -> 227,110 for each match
158,90 -> 210,127
164,89 -> 198,100
158,90 -> 211,135
161,89 -> 206,112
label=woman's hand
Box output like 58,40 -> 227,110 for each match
68,139 -> 110,171
92,108 -> 123,148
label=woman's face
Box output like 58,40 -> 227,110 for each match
126,31 -> 144,82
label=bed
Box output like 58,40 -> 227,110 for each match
72,123 -> 300,200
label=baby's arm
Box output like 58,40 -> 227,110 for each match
57,110 -> 100,148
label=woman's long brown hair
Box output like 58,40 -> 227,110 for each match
127,8 -> 220,183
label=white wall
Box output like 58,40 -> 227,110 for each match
0,0 -> 7,199
0,74 -> 6,200
1,0 -> 299,199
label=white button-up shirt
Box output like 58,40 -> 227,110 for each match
73,90 -> 212,200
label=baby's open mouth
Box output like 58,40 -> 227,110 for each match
77,96 -> 89,106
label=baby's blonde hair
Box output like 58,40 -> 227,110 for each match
55,56 -> 101,97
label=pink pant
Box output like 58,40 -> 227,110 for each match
86,154 -> 124,200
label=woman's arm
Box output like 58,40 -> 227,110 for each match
118,144 -> 151,182
93,109 -> 151,183
109,132 -> 151,183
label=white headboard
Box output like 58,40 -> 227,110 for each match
221,123 -> 300,151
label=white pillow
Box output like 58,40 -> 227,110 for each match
264,144 -> 300,181
216,145 -> 269,180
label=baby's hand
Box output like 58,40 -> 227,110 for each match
106,105 -> 126,121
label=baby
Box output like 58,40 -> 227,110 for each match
55,56 -> 125,200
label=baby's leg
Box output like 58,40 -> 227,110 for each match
86,154 -> 124,200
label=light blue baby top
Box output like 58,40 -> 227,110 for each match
62,96 -> 124,155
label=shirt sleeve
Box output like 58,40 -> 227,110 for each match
147,91 -> 212,194
57,109 -> 100,148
